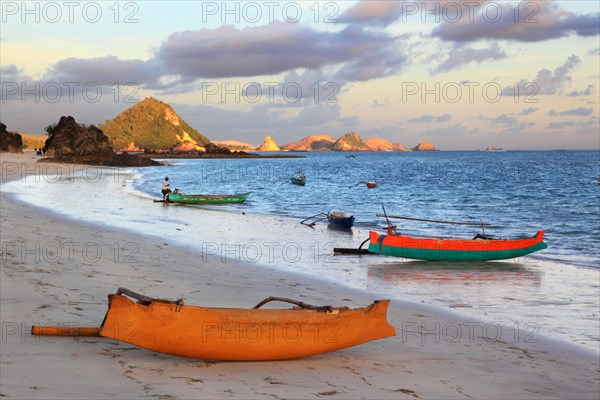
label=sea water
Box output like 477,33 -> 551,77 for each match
3,150 -> 599,352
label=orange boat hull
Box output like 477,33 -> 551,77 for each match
99,294 -> 396,361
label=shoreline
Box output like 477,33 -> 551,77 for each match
5,154 -> 599,353
1,152 -> 599,399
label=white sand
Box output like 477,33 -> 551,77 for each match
1,152 -> 598,399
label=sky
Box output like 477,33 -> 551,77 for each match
1,0 -> 599,150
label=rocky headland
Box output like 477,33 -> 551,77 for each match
0,123 -> 23,153
41,116 -> 160,166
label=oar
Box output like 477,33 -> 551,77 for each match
375,214 -> 491,226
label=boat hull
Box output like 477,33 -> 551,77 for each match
327,213 -> 355,229
368,231 -> 547,261
168,192 -> 250,204
290,177 -> 306,186
100,294 -> 395,360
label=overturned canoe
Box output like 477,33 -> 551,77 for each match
168,192 -> 250,204
368,230 -> 547,262
32,288 -> 395,361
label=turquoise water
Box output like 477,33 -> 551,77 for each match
134,150 -> 600,269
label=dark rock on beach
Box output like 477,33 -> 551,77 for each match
43,116 -> 112,158
41,116 -> 160,166
0,123 -> 24,153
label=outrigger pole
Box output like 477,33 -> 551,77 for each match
375,214 -> 491,227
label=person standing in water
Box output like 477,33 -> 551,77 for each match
161,177 -> 172,201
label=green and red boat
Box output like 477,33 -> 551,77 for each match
167,192 -> 250,205
367,228 -> 547,261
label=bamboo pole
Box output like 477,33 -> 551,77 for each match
375,214 -> 491,226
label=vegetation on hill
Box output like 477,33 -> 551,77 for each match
99,98 -> 210,151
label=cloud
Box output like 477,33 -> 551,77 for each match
435,114 -> 452,122
548,107 -> 594,117
545,119 -> 597,135
588,48 -> 600,56
0,64 -> 23,77
371,98 -> 390,108
432,1 -> 600,42
408,115 -> 434,123
19,21 -> 407,97
44,56 -> 164,86
565,84 -> 594,97
431,43 -> 507,73
480,114 -> 519,127
170,101 -> 345,143
408,114 -> 452,123
157,23 -> 406,81
418,123 -> 466,138
502,55 -> 581,96
518,107 -> 538,115
479,114 -> 535,130
340,0 -> 404,26
546,121 -> 578,129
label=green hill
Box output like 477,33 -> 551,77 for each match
100,98 -> 210,151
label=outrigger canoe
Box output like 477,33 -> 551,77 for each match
167,192 -> 250,205
32,288 -> 395,361
368,229 -> 547,261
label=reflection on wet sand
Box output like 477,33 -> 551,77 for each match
368,260 -> 542,287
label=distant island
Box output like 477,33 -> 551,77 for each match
220,132 -> 437,152
6,98 -> 442,158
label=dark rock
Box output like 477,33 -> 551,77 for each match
43,116 -> 113,157
0,123 -> 24,153
41,116 -> 160,166
205,143 -> 233,154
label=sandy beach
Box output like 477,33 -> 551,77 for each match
1,152 -> 599,399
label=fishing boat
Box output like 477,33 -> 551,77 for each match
349,180 -> 377,189
368,228 -> 547,261
32,288 -> 395,361
327,210 -> 355,229
290,176 -> 306,186
167,192 -> 250,205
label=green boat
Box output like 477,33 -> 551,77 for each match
290,176 -> 306,186
167,192 -> 250,205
